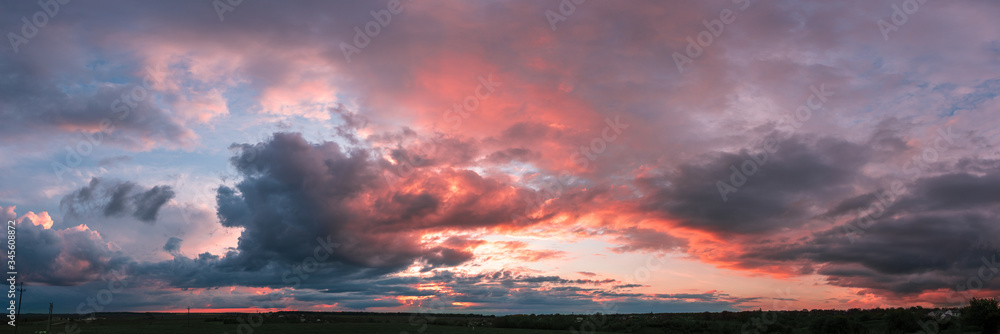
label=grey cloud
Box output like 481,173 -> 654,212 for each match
639,134 -> 872,235
12,216 -> 128,286
137,132 -> 540,289
61,178 -> 175,223
98,155 -> 133,167
133,186 -> 176,222
163,237 -> 183,255
735,166 -> 1000,296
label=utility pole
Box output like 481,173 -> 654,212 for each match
14,282 -> 24,334
187,306 -> 190,328
47,302 -> 53,333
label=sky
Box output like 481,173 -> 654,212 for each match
2,0 -> 1000,316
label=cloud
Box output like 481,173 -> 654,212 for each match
607,226 -> 688,254
21,211 -> 54,229
634,127 -> 1000,300
132,186 -> 176,223
2,206 -> 126,286
98,155 -> 133,168
783,167 -> 1000,297
60,178 -> 175,223
4,0 -> 1000,313
639,134 -> 874,236
0,57 -> 197,149
163,237 -> 183,256
130,131 -> 547,289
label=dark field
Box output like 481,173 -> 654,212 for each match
14,312 -> 602,334
9,299 -> 1000,334
12,312 -> 614,334
14,318 -> 594,334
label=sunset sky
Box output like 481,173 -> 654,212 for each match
3,0 -> 1000,315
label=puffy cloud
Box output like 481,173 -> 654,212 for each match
21,211 -> 53,229
125,131 -> 547,289
2,206 -> 126,286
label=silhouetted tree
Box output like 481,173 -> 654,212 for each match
884,308 -> 921,333
964,297 -> 1000,334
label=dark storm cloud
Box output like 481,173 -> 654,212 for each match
821,192 -> 880,219
630,126 -> 1000,298
893,172 -> 1000,213
218,131 -> 416,270
736,165 -> 1000,295
132,132 -> 539,288
639,134 -> 873,235
61,178 -> 175,223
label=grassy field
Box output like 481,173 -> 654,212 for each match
14,321 -> 616,334
13,317 -> 617,334
6,306 -> 989,334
